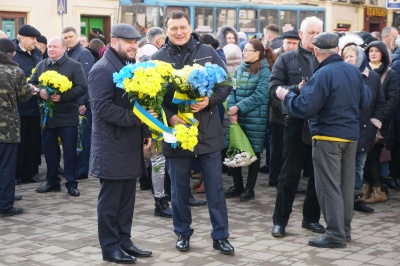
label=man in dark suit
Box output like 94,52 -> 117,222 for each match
30,37 -> 86,197
88,23 -> 153,264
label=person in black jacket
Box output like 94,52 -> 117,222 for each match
12,24 -> 44,185
151,11 -> 234,255
30,37 -> 86,197
62,27 -> 95,181
269,16 -> 325,238
88,23 -> 153,264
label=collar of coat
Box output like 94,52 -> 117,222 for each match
314,54 -> 342,72
164,33 -> 202,54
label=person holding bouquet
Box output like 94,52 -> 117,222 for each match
88,24 -> 153,264
29,37 -> 86,197
225,39 -> 274,201
151,11 -> 235,255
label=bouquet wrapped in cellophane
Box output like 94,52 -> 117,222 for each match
224,122 -> 257,167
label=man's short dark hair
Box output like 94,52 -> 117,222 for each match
265,24 -> 279,35
62,27 -> 77,35
165,11 -> 190,27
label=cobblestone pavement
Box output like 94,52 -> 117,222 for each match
1,157 -> 400,266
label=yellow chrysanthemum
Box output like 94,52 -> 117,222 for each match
173,124 -> 198,151
39,70 -> 72,93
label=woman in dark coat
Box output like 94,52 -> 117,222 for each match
225,39 -> 275,201
364,41 -> 400,203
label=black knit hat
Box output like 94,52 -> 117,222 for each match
36,35 -> 47,44
18,24 -> 41,37
0,38 -> 17,53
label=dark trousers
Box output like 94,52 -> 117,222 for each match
166,151 -> 229,240
230,153 -> 261,191
365,143 -> 384,185
0,143 -> 17,213
269,122 -> 284,183
273,117 -> 321,227
42,126 -> 78,189
77,109 -> 92,176
16,116 -> 41,181
98,179 -> 136,255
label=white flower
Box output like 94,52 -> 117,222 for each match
223,151 -> 258,168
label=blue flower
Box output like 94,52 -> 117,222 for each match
113,61 -> 157,89
187,63 -> 227,97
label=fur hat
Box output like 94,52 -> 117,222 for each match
216,26 -> 238,48
0,38 -> 17,53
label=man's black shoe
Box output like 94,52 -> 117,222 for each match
259,164 -> 269,173
213,238 -> 235,255
58,166 -> 64,175
36,184 -> 61,193
122,244 -> 152,257
302,222 -> 326,233
354,200 -> 374,213
176,235 -> 190,251
68,188 -> 80,197
240,188 -> 255,202
296,187 -> 306,194
308,235 -> 346,248
31,175 -> 45,183
76,174 -> 88,180
14,195 -> 22,201
189,197 -> 207,207
224,186 -> 243,198
103,249 -> 136,264
0,207 -> 23,218
271,225 -> 285,238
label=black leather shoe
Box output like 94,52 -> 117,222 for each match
36,184 -> 61,193
76,174 -> 88,180
122,244 -> 152,257
31,175 -> 46,183
259,164 -> 269,173
68,188 -> 80,197
354,200 -> 374,213
296,187 -> 306,194
271,225 -> 285,238
0,207 -> 23,218
240,188 -> 255,202
224,186 -> 243,198
302,222 -> 326,233
176,235 -> 190,251
14,195 -> 22,201
103,249 -> 136,264
308,235 -> 346,248
213,238 -> 235,255
189,197 -> 207,207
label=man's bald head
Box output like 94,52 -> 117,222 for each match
0,30 -> 7,39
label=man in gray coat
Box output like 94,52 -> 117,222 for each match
88,24 -> 153,264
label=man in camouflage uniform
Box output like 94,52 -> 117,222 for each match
0,38 -> 36,218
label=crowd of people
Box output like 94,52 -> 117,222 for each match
1,10 -> 400,264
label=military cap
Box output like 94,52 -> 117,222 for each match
0,38 -> 17,53
36,35 -> 47,44
312,32 -> 339,49
18,24 -> 41,37
283,30 -> 300,40
110,23 -> 141,40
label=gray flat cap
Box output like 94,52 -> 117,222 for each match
110,23 -> 141,40
312,32 -> 339,49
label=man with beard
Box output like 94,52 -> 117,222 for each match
88,23 -> 153,264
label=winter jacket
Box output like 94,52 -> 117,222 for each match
29,54 -> 86,128
216,26 -> 239,49
67,42 -> 95,106
226,58 -> 270,153
12,40 -> 42,117
365,41 -> 400,149
269,43 -> 319,121
0,53 -> 32,143
283,54 -> 371,141
151,33 -> 231,157
88,47 -> 150,180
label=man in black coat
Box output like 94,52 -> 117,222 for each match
88,23 -> 153,264
62,26 -> 95,181
30,37 -> 86,197
151,10 -> 234,255
269,16 -> 325,238
12,24 -> 44,185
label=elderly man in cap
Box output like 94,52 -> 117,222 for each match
0,38 -> 37,218
88,23 -> 153,264
12,24 -> 44,185
276,32 -> 371,248
36,35 -> 48,59
274,30 -> 300,56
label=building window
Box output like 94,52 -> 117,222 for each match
370,0 -> 378,5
